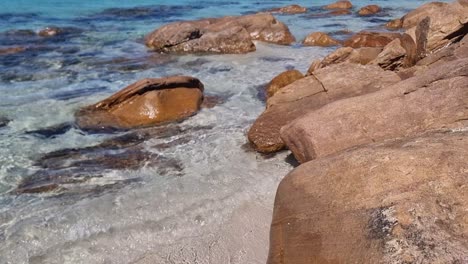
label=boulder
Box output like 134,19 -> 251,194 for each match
248,63 -> 400,153
0,116 -> 10,128
265,70 -> 304,100
401,2 -> 449,29
385,18 -> 403,30
268,4 -> 307,14
357,5 -> 381,16
369,38 -> 407,70
343,31 -> 401,48
307,46 -> 382,74
302,32 -> 340,47
268,131 -> 468,264
145,13 -> 295,54
324,0 -> 352,9
38,26 -> 63,37
281,58 -> 468,163
75,76 -> 204,131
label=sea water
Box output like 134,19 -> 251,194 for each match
0,0 -> 445,263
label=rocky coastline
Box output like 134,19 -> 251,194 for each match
1,0 -> 467,262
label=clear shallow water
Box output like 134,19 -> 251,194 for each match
0,0 -> 446,263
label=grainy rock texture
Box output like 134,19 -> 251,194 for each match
268,131 -> 468,264
302,32 -> 340,47
344,31 -> 401,48
358,5 -> 381,16
324,0 -> 352,9
265,70 -> 304,100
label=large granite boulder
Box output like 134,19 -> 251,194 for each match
247,63 -> 400,153
302,32 -> 340,47
75,76 -> 204,131
145,13 -> 295,54
343,31 -> 401,48
281,58 -> 468,163
268,131 -> 468,263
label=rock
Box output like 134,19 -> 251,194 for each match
75,76 -> 204,131
266,70 -> 304,100
268,131 -> 468,264
357,5 -> 381,16
281,58 -> 468,163
302,32 -> 340,47
145,13 -> 295,54
248,63 -> 400,153
0,46 -> 26,55
38,26 -> 63,37
385,18 -> 403,30
307,46 -> 382,74
0,116 -> 10,128
324,0 -> 352,10
369,38 -> 407,70
268,4 -> 307,14
401,2 -> 449,29
343,31 -> 401,48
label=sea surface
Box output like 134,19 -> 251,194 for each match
0,0 -> 446,263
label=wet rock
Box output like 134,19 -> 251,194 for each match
281,58 -> 468,163
248,63 -> 400,153
324,0 -> 352,10
302,32 -> 340,47
75,76 -> 204,132
25,123 -> 73,138
343,31 -> 401,48
0,116 -> 11,128
0,46 -> 26,55
266,70 -> 304,100
358,5 -> 381,16
268,131 -> 468,263
145,13 -> 295,54
200,95 -> 227,108
38,27 -> 63,37
268,4 -> 307,14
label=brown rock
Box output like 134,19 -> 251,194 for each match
0,46 -> 25,55
38,26 -> 63,37
75,76 -> 204,131
343,31 -> 401,48
281,58 -> 468,163
266,70 -> 304,100
324,0 -> 352,9
268,131 -> 468,264
248,63 -> 400,153
401,2 -> 449,29
385,18 -> 403,30
145,13 -> 295,54
369,38 -> 407,70
328,9 -> 351,15
302,32 -> 340,47
268,4 -> 307,14
358,5 -> 381,16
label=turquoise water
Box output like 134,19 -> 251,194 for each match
0,0 -> 446,263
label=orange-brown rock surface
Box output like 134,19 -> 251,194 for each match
145,13 -> 295,54
75,76 -> 204,131
302,32 -> 340,47
357,4 -> 381,16
247,63 -> 400,153
268,4 -> 307,14
268,131 -> 468,263
324,0 -> 352,9
265,70 -> 304,100
343,31 -> 401,48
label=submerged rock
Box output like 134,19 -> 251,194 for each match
75,76 -> 204,132
324,0 -> 352,10
268,131 -> 468,263
0,46 -> 26,55
0,116 -> 11,128
145,13 -> 295,54
302,32 -> 340,47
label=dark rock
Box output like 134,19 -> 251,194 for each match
0,117 -> 11,128
25,123 -> 73,138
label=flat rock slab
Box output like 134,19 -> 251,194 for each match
268,131 -> 468,263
